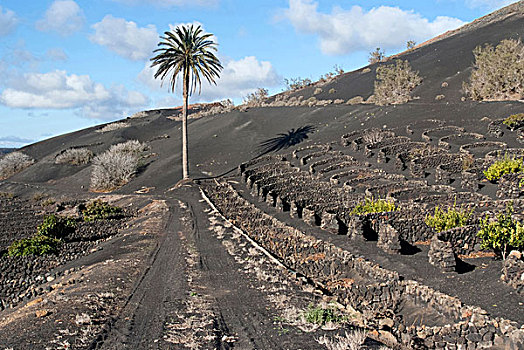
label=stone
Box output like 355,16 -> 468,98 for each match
320,211 -> 339,234
466,333 -> 482,342
302,208 -> 317,226
428,235 -> 456,272
35,309 -> 49,318
377,222 -> 401,254
379,317 -> 394,330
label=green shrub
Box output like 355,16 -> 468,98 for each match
503,113 -> 524,130
351,198 -> 396,215
37,214 -> 76,238
81,199 -> 122,222
7,235 -> 61,257
483,155 -> 523,181
463,39 -> 524,101
425,204 -> 472,232
373,60 -> 422,106
477,202 -> 524,260
304,304 -> 345,325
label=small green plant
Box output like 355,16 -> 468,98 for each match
37,214 -> 76,238
351,198 -> 396,215
81,199 -> 122,222
503,113 -> 524,130
7,234 -> 61,257
0,192 -> 15,199
304,304 -> 345,325
483,155 -> 523,181
477,202 -> 524,260
425,204 -> 472,232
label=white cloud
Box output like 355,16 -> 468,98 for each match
284,0 -> 466,55
46,48 -> 68,61
111,0 -> 217,7
139,55 -> 281,102
0,6 -> 18,36
465,0 -> 515,10
0,70 -> 149,119
36,0 -> 85,36
90,15 -> 159,61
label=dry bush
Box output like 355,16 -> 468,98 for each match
463,39 -> 524,101
193,99 -> 234,118
243,88 -> 268,107
362,129 -> 394,144
97,122 -> 129,133
317,330 -> 367,350
313,87 -> 323,95
55,148 -> 94,165
109,140 -> 149,155
374,60 -> 422,106
284,77 -> 312,91
129,111 -> 148,119
369,47 -> 385,64
346,96 -> 364,105
90,140 -> 149,191
0,152 -> 34,180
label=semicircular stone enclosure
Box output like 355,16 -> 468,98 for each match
201,117 -> 524,350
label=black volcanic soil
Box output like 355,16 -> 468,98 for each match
0,3 -> 524,349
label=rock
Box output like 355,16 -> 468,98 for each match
379,317 -> 395,330
26,297 -> 44,307
377,222 -> 401,254
35,309 -> 49,318
320,211 -> 339,234
302,208 -> 317,226
428,235 -> 456,272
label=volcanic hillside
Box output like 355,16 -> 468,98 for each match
1,2 -> 524,350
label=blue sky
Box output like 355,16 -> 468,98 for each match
0,0 -> 516,148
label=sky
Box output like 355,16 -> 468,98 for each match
0,0 -> 517,148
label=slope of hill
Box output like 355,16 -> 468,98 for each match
1,3 -> 524,349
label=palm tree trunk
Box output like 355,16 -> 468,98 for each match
182,67 -> 189,179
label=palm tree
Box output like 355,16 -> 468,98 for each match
150,24 -> 222,179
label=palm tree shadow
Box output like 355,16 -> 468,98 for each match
192,125 -> 315,181
256,125 -> 316,157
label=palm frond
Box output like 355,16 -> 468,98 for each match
150,24 -> 223,95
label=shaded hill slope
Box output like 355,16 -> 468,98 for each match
2,3 -> 523,195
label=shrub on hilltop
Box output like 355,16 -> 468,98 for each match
55,148 -> 94,165
463,38 -> 524,101
373,60 -> 422,106
0,152 -> 34,180
243,88 -> 268,107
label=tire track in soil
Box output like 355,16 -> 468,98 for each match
174,184 -> 365,350
96,199 -> 192,349
96,184 -> 368,350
